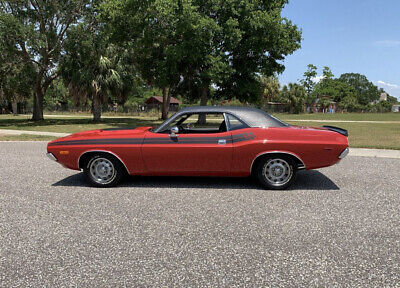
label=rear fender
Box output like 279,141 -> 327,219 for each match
250,151 -> 306,173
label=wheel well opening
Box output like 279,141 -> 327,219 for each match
78,151 -> 129,174
251,153 -> 305,175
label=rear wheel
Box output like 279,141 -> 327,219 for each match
84,154 -> 124,187
256,157 -> 297,190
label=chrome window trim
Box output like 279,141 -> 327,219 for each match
155,110 -> 252,133
250,151 -> 306,173
158,112 -> 230,134
77,150 -> 130,173
223,112 -> 230,131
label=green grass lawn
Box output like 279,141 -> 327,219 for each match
285,121 -> 400,150
0,115 -> 162,133
274,112 -> 400,122
0,134 -> 57,141
0,113 -> 399,149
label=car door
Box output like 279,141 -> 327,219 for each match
141,113 -> 233,175
224,113 -> 258,176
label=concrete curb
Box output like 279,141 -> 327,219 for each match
0,129 -> 69,137
349,148 -> 400,159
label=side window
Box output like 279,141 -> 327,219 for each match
164,113 -> 227,133
226,114 -> 248,131
182,113 -> 225,130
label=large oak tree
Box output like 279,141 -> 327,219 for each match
0,0 -> 88,120
103,0 -> 301,118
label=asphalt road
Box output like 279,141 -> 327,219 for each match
1,142 -> 399,287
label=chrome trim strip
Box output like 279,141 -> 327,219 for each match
250,151 -> 306,173
338,147 -> 349,159
77,150 -> 130,174
222,112 -> 229,131
46,152 -> 57,162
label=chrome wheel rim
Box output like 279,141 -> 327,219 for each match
262,158 -> 292,186
89,157 -> 116,185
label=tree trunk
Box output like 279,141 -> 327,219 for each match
161,87 -> 168,120
197,86 -> 208,124
32,87 -> 44,121
92,93 -> 102,122
165,87 -> 172,117
261,93 -> 266,111
12,100 -> 18,116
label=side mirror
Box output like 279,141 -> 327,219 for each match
170,126 -> 179,137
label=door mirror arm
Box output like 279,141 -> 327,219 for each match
170,126 -> 179,138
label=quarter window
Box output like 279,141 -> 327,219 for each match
226,114 -> 248,131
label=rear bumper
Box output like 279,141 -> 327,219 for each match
338,147 -> 349,159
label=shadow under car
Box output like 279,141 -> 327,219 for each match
52,170 -> 339,191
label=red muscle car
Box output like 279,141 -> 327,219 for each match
46,106 -> 349,189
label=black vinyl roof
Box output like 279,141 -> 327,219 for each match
154,106 -> 288,132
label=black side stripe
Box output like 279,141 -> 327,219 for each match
48,138 -> 143,146
48,132 -> 255,146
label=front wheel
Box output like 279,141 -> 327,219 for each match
256,157 -> 297,190
84,154 -> 124,187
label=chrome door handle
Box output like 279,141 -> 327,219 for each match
218,139 -> 226,145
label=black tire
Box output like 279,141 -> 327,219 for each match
256,156 -> 297,190
83,154 -> 124,187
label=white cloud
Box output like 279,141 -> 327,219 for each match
377,80 -> 399,89
311,75 -> 325,83
373,40 -> 400,47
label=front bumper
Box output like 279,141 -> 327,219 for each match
338,147 -> 349,159
46,152 -> 57,162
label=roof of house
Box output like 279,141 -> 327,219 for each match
146,96 -> 180,104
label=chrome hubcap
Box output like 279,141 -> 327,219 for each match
89,158 -> 116,184
263,158 -> 292,186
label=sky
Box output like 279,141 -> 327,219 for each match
279,0 -> 400,100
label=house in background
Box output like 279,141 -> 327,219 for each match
312,97 -> 337,113
266,102 -> 290,113
145,96 -> 181,112
392,104 -> 400,112
371,92 -> 388,105
379,92 -> 388,101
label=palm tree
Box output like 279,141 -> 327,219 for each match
260,75 -> 280,111
60,24 -> 134,122
281,83 -> 306,114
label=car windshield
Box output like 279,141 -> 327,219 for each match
152,112 -> 178,132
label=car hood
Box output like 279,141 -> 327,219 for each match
48,126 -> 152,144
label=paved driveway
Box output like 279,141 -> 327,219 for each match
1,142 -> 399,287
